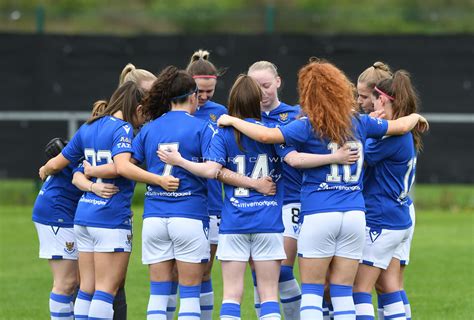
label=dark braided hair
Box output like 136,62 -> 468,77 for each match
142,66 -> 196,120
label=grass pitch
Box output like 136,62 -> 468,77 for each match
0,183 -> 473,319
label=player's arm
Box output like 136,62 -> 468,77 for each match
217,168 -> 276,196
39,154 -> 70,180
284,145 -> 359,169
386,113 -> 429,135
83,160 -> 119,179
114,152 -> 179,191
157,149 -> 222,179
217,114 -> 284,144
72,171 -> 119,198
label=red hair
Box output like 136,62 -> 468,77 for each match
298,59 -> 355,145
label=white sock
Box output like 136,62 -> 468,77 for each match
322,299 -> 330,320
329,284 -> 355,320
88,290 -> 114,319
353,292 -> 374,320
200,280 -> 213,320
148,281 -> 171,320
74,290 -> 93,319
380,292 -> 406,320
220,300 -> 241,320
49,292 -> 73,319
178,284 -> 201,319
400,290 -> 411,320
167,282 -> 178,320
300,283 -> 324,320
279,266 -> 301,320
260,300 -> 281,319
377,294 -> 384,320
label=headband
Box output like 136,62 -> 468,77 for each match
374,86 -> 395,101
192,75 -> 217,79
170,86 -> 198,101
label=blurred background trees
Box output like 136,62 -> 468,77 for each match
1,0 -> 473,34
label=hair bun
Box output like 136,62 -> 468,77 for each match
373,61 -> 390,72
191,49 -> 210,62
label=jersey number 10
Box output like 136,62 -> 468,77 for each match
326,141 -> 364,183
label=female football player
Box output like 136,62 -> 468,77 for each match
353,70 -> 422,320
186,49 -> 227,319
248,60 -> 303,320
357,62 -> 392,114
158,74 -> 358,320
39,81 -> 178,319
217,59 -> 428,320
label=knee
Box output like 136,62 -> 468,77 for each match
375,279 -> 399,294
53,276 -> 79,295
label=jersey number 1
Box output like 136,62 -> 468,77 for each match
326,141 -> 364,183
233,154 -> 269,197
158,143 -> 179,176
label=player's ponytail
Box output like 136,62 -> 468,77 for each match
298,59 -> 354,146
228,74 -> 262,151
91,100 -> 108,117
87,81 -> 145,127
186,49 -> 225,77
189,49 -> 210,64
374,70 -> 422,151
143,66 -> 196,120
119,63 -> 156,88
358,61 -> 392,89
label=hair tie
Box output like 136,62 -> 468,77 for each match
170,86 -> 198,101
192,75 -> 217,79
374,86 -> 395,101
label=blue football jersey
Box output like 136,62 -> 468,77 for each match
279,114 -> 388,217
194,100 -> 227,125
132,110 -> 211,221
194,100 -> 228,216
32,164 -> 83,227
62,116 -> 135,229
206,119 -> 285,234
363,133 -> 416,230
261,102 -> 303,205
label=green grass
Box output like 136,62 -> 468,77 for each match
0,203 -> 473,319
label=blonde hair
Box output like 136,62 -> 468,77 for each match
358,61 -> 392,89
186,49 -> 223,77
119,63 -> 156,87
189,49 -> 210,65
248,61 -> 279,77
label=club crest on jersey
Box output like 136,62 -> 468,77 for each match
126,234 -> 132,246
369,228 -> 381,243
122,125 -> 131,134
210,113 -> 217,122
279,113 -> 289,122
64,241 -> 76,254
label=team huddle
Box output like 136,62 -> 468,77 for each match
34,50 -> 429,320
